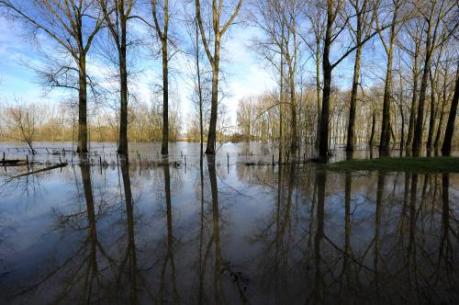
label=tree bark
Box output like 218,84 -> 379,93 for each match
412,28 -> 432,157
406,43 -> 420,152
346,36 -> 362,153
434,72 -> 448,152
161,35 -> 169,155
318,3 -> 333,162
77,54 -> 88,154
289,65 -> 298,154
379,37 -> 394,157
426,72 -> 437,156
441,63 -> 459,156
206,42 -> 220,155
378,4 -> 398,157
153,0 -> 170,156
118,36 -> 129,155
369,110 -> 376,159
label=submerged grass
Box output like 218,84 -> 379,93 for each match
329,157 -> 459,173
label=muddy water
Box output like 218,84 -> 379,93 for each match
0,142 -> 458,305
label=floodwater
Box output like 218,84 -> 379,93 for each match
0,142 -> 458,305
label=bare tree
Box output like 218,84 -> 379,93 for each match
303,0 -> 326,149
253,0 -> 301,154
152,0 -> 170,156
0,0 -> 103,153
195,0 -> 243,155
1,101 -> 38,153
345,0 -> 375,153
317,0 -> 388,161
376,0 -> 403,157
412,0 -> 457,157
98,0 -> 135,156
402,18 -> 423,152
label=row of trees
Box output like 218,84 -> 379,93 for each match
0,99 -> 182,146
0,0 -> 458,161
0,0 -> 242,157
244,0 -> 458,161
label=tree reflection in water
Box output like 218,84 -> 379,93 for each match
0,158 -> 458,305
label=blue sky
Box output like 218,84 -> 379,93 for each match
0,6 -> 386,130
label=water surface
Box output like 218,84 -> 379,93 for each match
0,142 -> 458,305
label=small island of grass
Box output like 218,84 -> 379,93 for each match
329,157 -> 459,173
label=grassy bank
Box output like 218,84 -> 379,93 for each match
329,157 -> 459,173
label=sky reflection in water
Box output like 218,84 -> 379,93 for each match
0,143 -> 458,305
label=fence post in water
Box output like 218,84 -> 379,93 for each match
303,153 -> 306,163
272,154 -> 274,166
2,152 -> 5,161
99,156 -> 102,166
227,153 -> 229,167
26,154 -> 29,165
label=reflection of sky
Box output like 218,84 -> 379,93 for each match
1,144 -> 458,304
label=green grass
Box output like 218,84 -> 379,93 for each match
328,157 -> 459,173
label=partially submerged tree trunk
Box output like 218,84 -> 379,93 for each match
77,55 -> 89,154
411,0 -> 455,157
434,69 -> 449,152
369,110 -> 376,159
195,0 -> 243,155
119,38 -> 129,155
318,0 -> 334,162
99,0 -> 134,156
405,31 -> 421,153
378,3 -> 399,157
426,71 -> 438,156
441,63 -> 459,156
0,0 -> 102,154
412,22 -> 433,157
346,0 -> 372,153
152,0 -> 170,156
346,40 -> 362,153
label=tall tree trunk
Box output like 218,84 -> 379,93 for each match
77,54 -> 88,153
154,0 -> 170,156
426,72 -> 437,156
195,21 -> 204,153
412,23 -> 433,157
161,37 -> 169,155
318,5 -> 333,162
346,35 -> 362,153
399,103 -> 405,157
118,41 -> 129,155
441,64 -> 459,156
378,6 -> 398,157
379,43 -> 394,156
434,73 -> 448,152
279,50 -> 284,160
206,45 -> 220,155
195,0 -> 242,155
406,44 -> 420,152
289,70 -> 297,154
369,110 -> 376,159
315,43 -> 321,149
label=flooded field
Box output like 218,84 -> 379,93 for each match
0,142 -> 458,305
